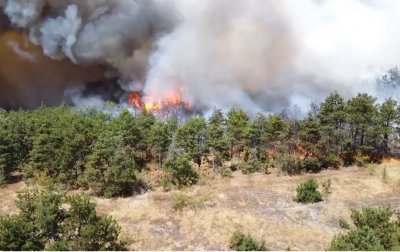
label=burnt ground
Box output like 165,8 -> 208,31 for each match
1,163 -> 400,250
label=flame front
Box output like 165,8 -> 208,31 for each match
128,87 -> 190,112
128,92 -> 142,109
381,157 -> 400,164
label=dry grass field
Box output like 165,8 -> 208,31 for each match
1,162 -> 400,250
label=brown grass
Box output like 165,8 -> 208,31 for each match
1,163 -> 400,250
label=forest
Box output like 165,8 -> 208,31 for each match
0,91 -> 399,194
0,92 -> 400,194
1,91 -> 400,250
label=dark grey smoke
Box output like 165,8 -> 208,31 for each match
1,0 -> 400,113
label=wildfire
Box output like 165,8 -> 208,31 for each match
128,92 -> 142,109
128,88 -> 190,112
291,144 -> 306,159
381,156 -> 400,164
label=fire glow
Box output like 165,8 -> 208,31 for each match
381,157 -> 400,164
128,88 -> 190,112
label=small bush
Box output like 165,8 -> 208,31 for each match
238,161 -> 257,174
165,155 -> 199,188
161,176 -> 171,192
320,154 -> 342,169
293,179 -> 322,204
171,192 -> 211,211
354,152 -> 371,167
302,157 -> 322,173
229,231 -> 267,251
0,189 -> 125,251
280,154 -> 303,175
365,163 -> 377,175
217,165 -> 233,177
382,167 -> 388,183
329,226 -> 384,251
328,206 -> 400,251
321,178 -> 332,195
339,218 -> 351,229
238,159 -> 269,175
171,193 -> 191,211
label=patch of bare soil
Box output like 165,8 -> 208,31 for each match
1,163 -> 399,250
0,180 -> 25,215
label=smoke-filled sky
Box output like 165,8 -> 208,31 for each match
0,0 -> 399,113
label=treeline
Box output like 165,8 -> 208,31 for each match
0,92 -> 399,196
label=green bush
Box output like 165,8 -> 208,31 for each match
280,154 -> 303,175
0,215 -> 44,250
171,193 -> 191,211
0,189 -> 125,251
320,154 -> 342,169
329,226 -> 384,251
238,161 -> 257,174
328,206 -> 400,251
161,176 -> 171,192
217,165 -> 233,177
339,218 -> 351,229
238,159 -> 269,175
293,179 -> 322,204
302,157 -> 321,173
229,231 -> 267,251
382,167 -> 388,183
165,155 -> 199,188
171,192 -> 211,211
350,207 -> 398,250
321,178 -> 332,195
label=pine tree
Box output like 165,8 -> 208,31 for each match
149,121 -> 172,168
174,116 -> 207,167
226,108 -> 250,158
205,110 -> 229,168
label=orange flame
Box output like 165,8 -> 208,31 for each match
381,157 -> 400,164
128,92 -> 142,109
291,144 -> 306,159
128,87 -> 190,112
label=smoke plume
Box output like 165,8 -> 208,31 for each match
1,0 -> 400,113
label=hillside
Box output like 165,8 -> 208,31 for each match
1,162 -> 399,250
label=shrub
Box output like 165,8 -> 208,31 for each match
0,215 -> 44,250
229,231 -> 267,251
238,159 -> 269,175
339,218 -> 351,229
350,207 -> 398,250
328,206 -> 400,251
354,152 -> 371,167
329,226 -> 384,251
165,155 -> 199,188
365,163 -> 377,175
0,189 -> 125,251
280,154 -> 303,175
171,193 -> 191,211
171,192 -> 211,211
217,165 -> 233,177
302,157 -> 322,173
293,179 -> 322,204
161,176 -> 171,192
238,161 -> 257,174
320,154 -> 342,169
321,178 -> 332,195
382,167 -> 388,183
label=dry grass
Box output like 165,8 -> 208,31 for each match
1,162 -> 400,250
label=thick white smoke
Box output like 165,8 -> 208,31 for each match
2,0 -> 400,113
